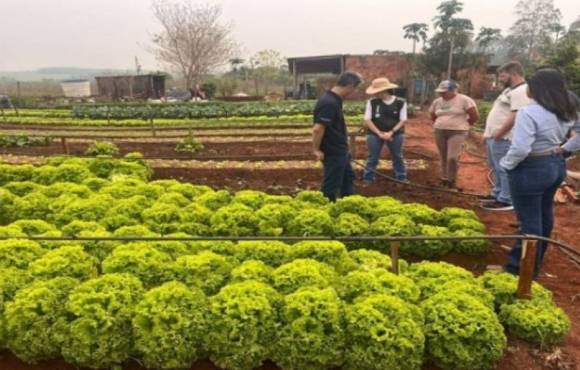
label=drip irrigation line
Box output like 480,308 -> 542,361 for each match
350,159 -> 484,198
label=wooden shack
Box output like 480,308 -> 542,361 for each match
95,74 -> 166,100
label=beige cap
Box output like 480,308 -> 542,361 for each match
365,77 -> 399,95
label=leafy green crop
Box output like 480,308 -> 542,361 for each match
422,292 -> 506,370
61,273 -> 144,369
230,260 -> 273,284
0,239 -> 45,269
84,141 -> 120,157
174,251 -> 236,295
206,281 -> 281,370
5,277 -> 78,362
344,294 -> 424,370
133,281 -> 208,369
0,268 -> 31,348
273,259 -> 338,294
478,272 -> 552,309
272,287 -> 345,370
340,268 -> 420,303
499,299 -> 571,345
28,245 -> 98,281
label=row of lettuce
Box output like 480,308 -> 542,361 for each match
0,239 -> 570,370
0,156 -> 487,258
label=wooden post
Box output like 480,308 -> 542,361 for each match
516,239 -> 537,299
60,137 -> 69,155
390,241 -> 400,275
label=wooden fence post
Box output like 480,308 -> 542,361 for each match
390,241 -> 400,275
60,137 -> 69,155
516,239 -> 537,299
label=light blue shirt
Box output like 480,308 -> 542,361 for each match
500,102 -> 574,170
562,121 -> 580,153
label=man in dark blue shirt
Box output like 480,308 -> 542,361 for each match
312,71 -> 362,201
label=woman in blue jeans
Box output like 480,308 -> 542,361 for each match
362,78 -> 408,183
500,68 -> 578,278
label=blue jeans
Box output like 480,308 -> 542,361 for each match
322,152 -> 355,202
504,154 -> 566,278
486,138 -> 512,204
363,133 -> 407,181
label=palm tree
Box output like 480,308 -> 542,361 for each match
475,27 -> 502,53
433,0 -> 464,32
403,23 -> 429,55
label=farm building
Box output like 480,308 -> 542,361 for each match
287,53 -> 495,100
60,80 -> 91,98
287,54 -> 412,99
95,74 -> 166,100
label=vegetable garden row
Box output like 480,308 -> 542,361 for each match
0,156 -> 571,370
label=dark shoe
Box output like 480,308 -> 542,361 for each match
481,201 -> 514,211
478,194 -> 496,201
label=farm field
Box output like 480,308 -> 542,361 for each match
0,109 -> 579,370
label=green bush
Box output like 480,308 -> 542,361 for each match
344,294 -> 424,370
102,243 -> 175,288
287,208 -> 333,236
272,287 -> 345,370
233,241 -> 290,267
402,203 -> 442,225
28,245 -> 98,281
290,241 -> 354,273
340,268 -> 420,303
84,141 -> 120,157
132,281 -> 208,369
174,251 -> 236,295
232,190 -> 268,210
273,259 -> 338,295
206,281 -> 281,370
348,249 -> 408,273
422,292 -> 506,370
5,277 -> 78,362
499,299 -> 571,345
196,189 -> 232,210
210,203 -> 259,236
230,260 -> 274,284
478,272 -> 553,309
61,273 -> 144,369
11,219 -> 57,235
406,261 -> 475,299
0,239 -> 45,269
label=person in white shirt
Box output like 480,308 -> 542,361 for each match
362,77 -> 408,183
480,61 -> 531,211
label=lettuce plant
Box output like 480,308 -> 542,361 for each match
0,268 -> 31,348
206,281 -> 281,370
233,241 -> 290,266
0,239 -> 45,269
61,273 -> 144,369
272,259 -> 337,294
478,272 -> 552,309
406,261 -> 476,299
344,294 -> 424,370
230,260 -> 274,284
348,249 -> 408,273
340,268 -> 420,303
290,241 -> 354,273
210,203 -> 258,236
287,209 -> 333,236
174,251 -> 236,295
272,287 -> 345,370
5,277 -> 78,363
132,281 -> 208,369
28,245 -> 98,281
422,292 -> 506,370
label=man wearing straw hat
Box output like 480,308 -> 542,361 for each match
362,77 -> 409,184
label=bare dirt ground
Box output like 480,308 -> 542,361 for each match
1,114 -> 579,370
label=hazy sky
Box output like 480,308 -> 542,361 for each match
1,0 -> 578,71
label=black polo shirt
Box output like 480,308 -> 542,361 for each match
313,90 -> 349,156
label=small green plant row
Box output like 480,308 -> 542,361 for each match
83,139 -> 203,157
0,238 -> 570,370
1,113 -> 364,127
70,101 -> 365,120
0,134 -> 53,148
1,157 -> 484,258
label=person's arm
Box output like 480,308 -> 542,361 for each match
312,123 -> 326,161
500,111 -> 536,170
466,107 -> 479,126
386,101 -> 408,140
363,100 -> 382,135
429,100 -> 438,122
561,121 -> 580,154
492,112 -> 517,140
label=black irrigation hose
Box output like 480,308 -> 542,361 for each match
350,158 -> 484,198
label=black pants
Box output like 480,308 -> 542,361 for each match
322,152 -> 355,202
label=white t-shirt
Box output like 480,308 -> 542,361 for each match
364,96 -> 408,122
483,83 -> 531,139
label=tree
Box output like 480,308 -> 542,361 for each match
421,0 -> 474,79
151,0 -> 237,88
546,32 -> 580,94
475,27 -> 502,53
508,0 -> 562,65
249,50 -> 290,95
229,58 -> 245,73
403,23 -> 429,55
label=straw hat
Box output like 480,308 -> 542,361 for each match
365,77 -> 399,95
